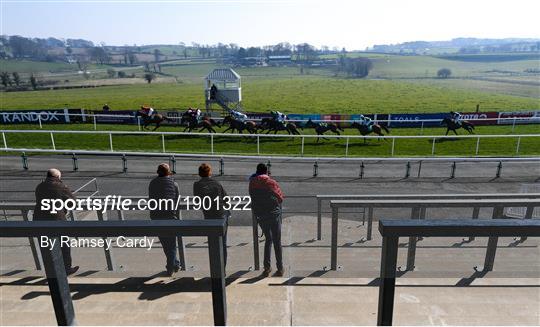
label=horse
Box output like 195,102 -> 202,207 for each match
180,114 -> 220,133
441,117 -> 475,135
135,111 -> 174,131
222,116 -> 258,134
350,122 -> 390,142
258,117 -> 301,135
304,118 -> 343,142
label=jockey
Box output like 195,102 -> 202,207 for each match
271,110 -> 287,123
231,110 -> 247,122
450,111 -> 462,125
140,106 -> 155,118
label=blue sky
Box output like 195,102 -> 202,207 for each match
1,0 -> 539,50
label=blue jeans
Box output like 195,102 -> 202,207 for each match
159,236 -> 180,271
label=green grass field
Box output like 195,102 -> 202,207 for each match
2,123 -> 539,157
1,77 -> 538,112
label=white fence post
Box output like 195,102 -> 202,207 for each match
50,132 -> 56,150
210,134 -> 214,154
345,137 -> 349,157
109,133 -> 113,152
420,121 -> 424,135
257,135 -> 260,155
516,136 -> 521,155
38,115 -> 42,129
391,138 -> 395,156
94,116 -> 97,131
475,136 -> 480,156
511,117 -> 517,133
301,137 -> 305,156
161,134 -> 165,153
431,137 -> 436,156
2,132 -> 7,149
137,117 -> 141,131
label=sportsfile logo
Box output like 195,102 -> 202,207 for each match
40,195 -> 251,213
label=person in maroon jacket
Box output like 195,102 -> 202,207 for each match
249,163 -> 284,277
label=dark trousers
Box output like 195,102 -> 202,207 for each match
158,236 -> 180,271
258,216 -> 283,270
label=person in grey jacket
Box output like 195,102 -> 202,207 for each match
148,163 -> 181,276
193,163 -> 229,268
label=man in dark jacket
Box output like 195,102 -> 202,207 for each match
148,163 -> 181,276
249,163 -> 284,277
193,163 -> 229,268
33,168 -> 79,275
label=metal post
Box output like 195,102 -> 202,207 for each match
468,207 -> 481,242
417,160 -> 422,178
96,210 -> 115,271
109,133 -> 113,152
50,132 -> 56,150
405,161 -> 410,178
515,136 -> 521,155
2,132 -> 7,149
211,134 -> 214,154
345,137 -> 349,156
208,235 -> 227,326
161,134 -> 165,153
359,161 -> 365,179
251,212 -> 260,270
390,138 -> 395,156
406,207 -> 421,271
257,135 -> 260,155
431,137 -> 436,156
94,116 -> 97,131
313,161 -> 318,177
316,199 -> 322,240
377,236 -> 399,326
450,161 -> 456,179
301,137 -> 305,156
137,116 -> 141,131
169,156 -> 176,174
71,154 -> 78,171
122,154 -> 127,173
38,114 -> 43,129
367,207 -> 374,240
330,206 -> 339,270
22,209 -> 43,270
511,117 -> 516,133
496,161 -> 502,178
420,121 -> 424,135
219,158 -> 224,176
475,136 -> 480,156
40,238 -> 76,326
21,152 -> 28,170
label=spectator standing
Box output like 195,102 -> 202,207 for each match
249,163 -> 284,277
148,163 -> 181,276
33,168 -> 79,275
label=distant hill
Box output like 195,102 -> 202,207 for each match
369,38 -> 540,55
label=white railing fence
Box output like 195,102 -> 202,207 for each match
2,129 -> 539,157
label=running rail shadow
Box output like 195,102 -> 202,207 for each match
0,219 -> 228,326
376,218 -> 540,326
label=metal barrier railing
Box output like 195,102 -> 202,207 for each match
2,129 -> 540,157
376,219 -> 540,326
0,219 -> 228,326
0,198 -> 250,272
328,198 -> 540,270
316,193 -> 540,240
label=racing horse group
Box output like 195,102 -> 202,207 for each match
137,108 -> 474,141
